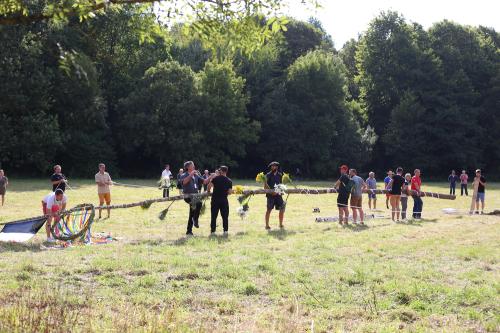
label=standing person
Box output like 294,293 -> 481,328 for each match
180,161 -> 211,236
0,169 -> 8,206
474,169 -> 486,214
349,169 -> 366,225
388,167 -> 405,222
460,170 -> 469,196
448,170 -> 459,195
42,189 -> 67,242
384,170 -> 393,209
208,166 -> 233,235
335,165 -> 351,225
161,164 -> 172,198
51,165 -> 67,192
95,163 -> 112,219
264,162 -> 286,230
202,170 -> 210,192
366,171 -> 377,210
411,169 -> 423,219
401,173 -> 412,220
176,168 -> 184,195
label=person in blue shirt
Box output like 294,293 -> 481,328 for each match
384,170 -> 393,209
365,171 -> 377,210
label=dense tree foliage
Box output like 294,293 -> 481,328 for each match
0,8 -> 498,178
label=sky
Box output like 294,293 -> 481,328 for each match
284,0 -> 500,48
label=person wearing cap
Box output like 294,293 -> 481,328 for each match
42,189 -> 67,242
264,161 -> 285,230
473,169 -> 486,214
208,166 -> 233,235
335,165 -> 351,225
180,161 -> 213,236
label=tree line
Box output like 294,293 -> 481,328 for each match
0,8 -> 498,178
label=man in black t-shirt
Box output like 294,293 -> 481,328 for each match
208,166 -> 233,235
265,161 -> 285,230
335,165 -> 350,225
474,169 -> 486,214
51,165 -> 67,192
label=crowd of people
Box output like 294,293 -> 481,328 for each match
0,162 -> 489,241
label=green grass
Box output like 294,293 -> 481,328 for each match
0,179 -> 499,332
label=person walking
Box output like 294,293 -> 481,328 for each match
349,169 -> 366,225
95,163 -> 112,219
0,169 -> 8,206
335,165 -> 351,225
448,170 -> 459,195
208,166 -> 233,235
264,162 -> 286,230
411,169 -> 423,219
460,170 -> 469,196
366,171 -> 377,210
388,167 -> 405,222
384,170 -> 393,209
180,161 -> 211,236
161,164 -> 172,198
401,173 -> 412,220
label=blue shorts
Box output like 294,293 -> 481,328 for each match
368,192 -> 376,199
476,192 -> 485,202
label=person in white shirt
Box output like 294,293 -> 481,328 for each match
161,164 -> 172,197
42,189 -> 67,242
95,163 -> 112,219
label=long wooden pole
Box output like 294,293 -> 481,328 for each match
0,187 -> 455,226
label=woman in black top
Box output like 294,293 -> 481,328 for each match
388,167 -> 405,222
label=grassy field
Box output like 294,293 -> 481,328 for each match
0,179 -> 499,332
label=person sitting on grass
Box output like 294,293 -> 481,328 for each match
365,171 -> 377,210
264,161 -> 286,230
42,189 -> 67,243
388,167 -> 405,222
349,169 -> 366,225
335,165 -> 351,226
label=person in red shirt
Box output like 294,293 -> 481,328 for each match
411,169 -> 423,219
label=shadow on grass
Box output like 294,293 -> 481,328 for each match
0,242 -> 42,253
267,229 -> 296,240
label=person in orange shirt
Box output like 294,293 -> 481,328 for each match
95,163 -> 112,219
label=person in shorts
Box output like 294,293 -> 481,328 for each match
401,173 -> 412,220
42,189 -> 67,242
388,167 -> 405,222
349,169 -> 366,225
474,169 -> 486,214
265,162 -> 285,230
95,163 -> 112,219
0,169 -> 8,206
335,165 -> 351,225
384,170 -> 393,209
366,171 -> 377,210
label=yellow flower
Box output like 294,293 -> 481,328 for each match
234,185 -> 244,194
282,173 -> 292,184
255,172 -> 266,183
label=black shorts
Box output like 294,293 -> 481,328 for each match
267,195 -> 285,211
337,194 -> 349,208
